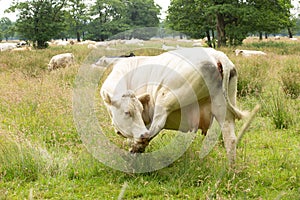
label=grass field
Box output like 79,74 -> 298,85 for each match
0,39 -> 299,199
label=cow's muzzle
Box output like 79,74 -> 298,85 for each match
129,138 -> 150,153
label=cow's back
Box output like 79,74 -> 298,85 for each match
101,48 -> 222,102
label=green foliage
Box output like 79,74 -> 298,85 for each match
5,0 -> 159,45
67,0 -> 89,42
0,17 -> 15,41
9,0 -> 68,48
167,0 -> 209,39
294,18 -> 300,35
124,0 -> 161,27
167,0 -> 294,46
87,0 -> 160,41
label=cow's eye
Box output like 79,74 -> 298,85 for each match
124,111 -> 132,117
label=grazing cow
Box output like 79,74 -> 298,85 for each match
88,44 -> 98,49
92,53 -> 136,68
100,47 -> 249,165
235,49 -> 266,57
48,53 -> 75,70
54,40 -> 70,46
17,41 -> 27,47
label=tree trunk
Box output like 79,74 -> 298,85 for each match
265,33 -> 268,39
77,31 -> 81,42
206,30 -> 212,48
288,27 -> 293,38
211,29 -> 216,48
82,31 -> 85,41
37,40 -> 47,49
216,13 -> 226,47
259,32 -> 263,40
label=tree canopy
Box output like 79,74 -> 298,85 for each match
4,0 -> 160,48
1,0 -> 298,48
0,17 -> 15,41
167,0 -> 295,47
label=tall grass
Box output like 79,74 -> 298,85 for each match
242,40 -> 300,55
281,64 -> 300,99
0,41 -> 299,199
0,136 -> 42,181
260,90 -> 294,129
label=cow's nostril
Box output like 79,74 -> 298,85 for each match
141,132 -> 149,139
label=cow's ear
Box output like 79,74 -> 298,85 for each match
102,91 -> 112,105
138,93 -> 150,106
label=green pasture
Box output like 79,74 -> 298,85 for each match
0,40 -> 299,199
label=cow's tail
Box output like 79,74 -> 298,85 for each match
221,61 -> 249,120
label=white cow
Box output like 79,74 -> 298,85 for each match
0,43 -> 17,51
100,48 -> 249,165
48,53 -> 75,70
88,44 -> 98,49
93,53 -> 136,68
235,49 -> 266,57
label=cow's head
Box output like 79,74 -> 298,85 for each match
102,90 -> 151,153
234,49 -> 243,56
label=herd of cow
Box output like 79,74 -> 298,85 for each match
0,41 -> 31,52
1,39 -> 262,166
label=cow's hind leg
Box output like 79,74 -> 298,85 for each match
211,93 -> 237,166
221,114 -> 237,166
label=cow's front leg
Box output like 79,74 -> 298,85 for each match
148,107 -> 168,139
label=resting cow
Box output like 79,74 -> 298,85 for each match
0,43 -> 17,51
234,49 -> 266,57
100,47 -> 249,165
48,53 -> 75,71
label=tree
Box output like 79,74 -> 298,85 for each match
293,17 -> 300,35
167,0 -> 246,47
246,0 -> 294,39
68,0 -> 89,42
124,0 -> 160,27
87,0 -> 160,41
0,17 -> 15,41
203,0 -> 253,46
167,0 -> 216,47
166,0 -> 295,47
88,0 -> 127,41
8,0 -> 68,48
